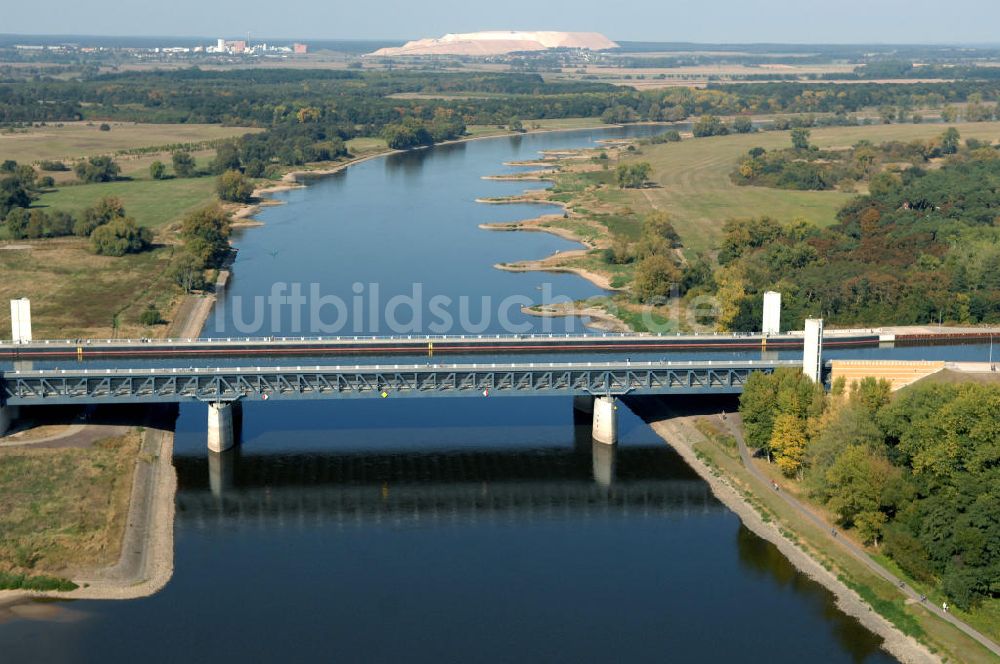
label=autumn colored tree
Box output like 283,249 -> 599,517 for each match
770,413 -> 808,477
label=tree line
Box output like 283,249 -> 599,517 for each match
740,370 -> 1000,610
706,133 -> 1000,330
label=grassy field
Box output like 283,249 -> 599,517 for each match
615,120 -> 1000,255
0,241 -> 183,338
346,136 -> 389,155
0,121 -> 258,165
0,432 -> 140,577
35,177 -> 219,230
465,117 -> 607,139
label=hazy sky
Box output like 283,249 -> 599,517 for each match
3,0 -> 997,44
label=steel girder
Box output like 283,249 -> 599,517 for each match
1,361 -> 798,405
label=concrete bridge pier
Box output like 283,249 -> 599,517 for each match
0,404 -> 16,437
592,396 -> 618,445
207,401 -> 242,453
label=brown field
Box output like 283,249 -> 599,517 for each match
0,240 -> 184,339
0,432 -> 140,575
0,121 -> 259,168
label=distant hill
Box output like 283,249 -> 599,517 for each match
368,31 -> 618,57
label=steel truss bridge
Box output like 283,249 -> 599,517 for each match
1,359 -> 801,406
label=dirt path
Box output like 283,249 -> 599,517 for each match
627,398 -> 940,664
166,294 -> 214,339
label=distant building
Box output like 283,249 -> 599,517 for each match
229,40 -> 247,54
293,43 -> 308,54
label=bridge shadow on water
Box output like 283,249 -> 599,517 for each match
172,401 -> 728,529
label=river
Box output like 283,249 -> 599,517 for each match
0,126 -> 923,662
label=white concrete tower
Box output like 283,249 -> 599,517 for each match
803,318 -> 824,383
762,291 -> 781,337
592,396 -> 618,444
10,298 -> 32,344
207,402 -> 236,452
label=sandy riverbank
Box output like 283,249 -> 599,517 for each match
628,400 -> 938,664
494,251 -> 620,292
519,302 -> 629,332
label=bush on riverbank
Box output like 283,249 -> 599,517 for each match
0,571 -> 77,592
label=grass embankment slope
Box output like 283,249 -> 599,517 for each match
0,433 -> 141,590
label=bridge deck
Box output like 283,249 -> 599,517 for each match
0,331 -> 880,360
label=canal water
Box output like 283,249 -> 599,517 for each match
0,127 -> 906,662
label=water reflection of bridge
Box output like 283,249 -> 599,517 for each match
174,445 -> 723,528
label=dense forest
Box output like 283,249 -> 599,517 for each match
740,370 -> 1000,610
706,134 -> 1000,330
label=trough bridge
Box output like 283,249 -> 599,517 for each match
0,322 -> 828,450
1,358 -> 801,449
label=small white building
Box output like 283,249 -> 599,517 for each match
762,291 -> 781,336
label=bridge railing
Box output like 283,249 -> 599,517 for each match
0,330 -> 775,347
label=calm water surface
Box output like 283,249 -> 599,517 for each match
0,127 -> 898,663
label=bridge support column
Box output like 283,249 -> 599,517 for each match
573,395 -> 594,414
0,404 -> 16,437
592,396 -> 618,445
207,402 -> 236,453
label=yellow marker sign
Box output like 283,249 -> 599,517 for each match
380,391 -> 389,398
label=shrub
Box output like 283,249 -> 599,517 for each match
172,151 -> 197,178
149,161 -> 167,180
216,170 -> 254,203
139,305 -> 163,326
38,160 -> 69,172
74,196 -> 126,236
615,162 -> 652,189
91,217 -> 152,256
74,155 -> 120,183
